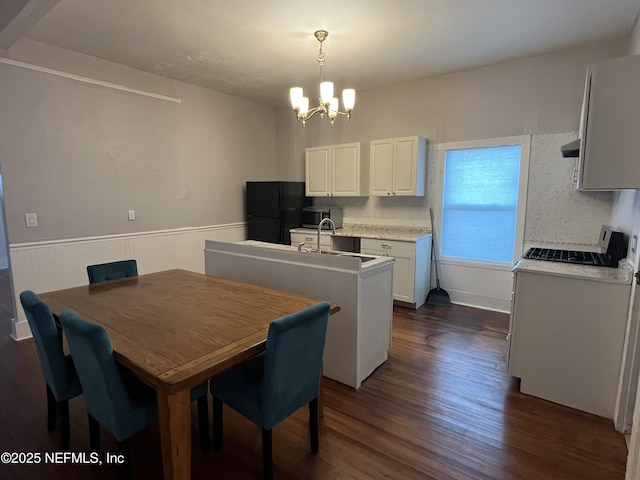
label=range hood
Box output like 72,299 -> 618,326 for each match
561,139 -> 580,158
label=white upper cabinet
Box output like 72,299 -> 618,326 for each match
305,147 -> 331,196
575,54 -> 640,190
305,143 -> 368,197
370,136 -> 427,196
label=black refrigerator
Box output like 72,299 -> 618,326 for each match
246,181 -> 310,245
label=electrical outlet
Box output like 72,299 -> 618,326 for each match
25,213 -> 38,227
128,210 -> 135,221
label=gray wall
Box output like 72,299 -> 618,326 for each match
277,38 -> 626,175
0,36 -> 630,247
0,39 -> 277,244
275,38 -> 627,246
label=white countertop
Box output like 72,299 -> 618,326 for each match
513,257 -> 634,284
290,223 -> 431,242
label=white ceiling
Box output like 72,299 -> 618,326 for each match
2,0 -> 640,107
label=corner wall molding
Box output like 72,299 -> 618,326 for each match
0,57 -> 181,104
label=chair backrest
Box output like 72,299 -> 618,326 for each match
59,310 -> 140,440
87,259 -> 138,284
20,290 -> 80,400
261,301 -> 330,429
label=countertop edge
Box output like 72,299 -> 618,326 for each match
290,226 -> 431,243
513,258 -> 634,285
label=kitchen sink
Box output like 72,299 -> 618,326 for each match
320,250 -> 378,262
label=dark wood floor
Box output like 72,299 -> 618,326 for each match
0,269 -> 628,479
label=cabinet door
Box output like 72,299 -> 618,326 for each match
508,269 -> 630,417
360,238 -> 416,304
290,231 -> 331,250
332,143 -> 360,196
370,139 -> 393,196
393,137 -> 418,195
506,272 -> 517,374
369,136 -> 426,196
579,55 -> 640,190
305,147 -> 331,196
290,232 -> 313,246
391,255 -> 415,303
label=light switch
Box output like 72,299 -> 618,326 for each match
128,210 -> 135,221
25,213 -> 38,227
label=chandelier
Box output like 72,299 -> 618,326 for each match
289,30 -> 355,127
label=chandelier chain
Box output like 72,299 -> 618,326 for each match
316,32 -> 326,83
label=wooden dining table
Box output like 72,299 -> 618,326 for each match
39,269 -> 340,480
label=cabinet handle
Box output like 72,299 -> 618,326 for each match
392,192 -> 396,195
381,244 -> 392,249
305,237 -> 314,242
387,192 -> 391,196
506,333 -> 511,342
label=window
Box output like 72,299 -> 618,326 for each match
437,135 -> 530,266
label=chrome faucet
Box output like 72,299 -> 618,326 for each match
317,218 -> 336,253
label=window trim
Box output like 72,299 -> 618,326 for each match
434,134 -> 531,266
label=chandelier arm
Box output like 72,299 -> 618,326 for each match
304,107 -> 324,121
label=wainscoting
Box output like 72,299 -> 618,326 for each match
9,223 -> 245,340
438,259 -> 513,312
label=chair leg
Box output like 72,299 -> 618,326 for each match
59,400 -> 70,450
46,384 -> 56,431
309,397 -> 319,453
88,415 -> 100,471
213,396 -> 223,450
197,396 -> 210,452
118,440 -> 131,480
262,428 -> 273,480
89,414 -> 100,452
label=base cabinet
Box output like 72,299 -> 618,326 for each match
360,236 -> 431,308
508,269 -> 630,419
290,231 -> 331,251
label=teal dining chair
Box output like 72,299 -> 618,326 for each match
210,301 -> 330,480
59,310 -> 210,478
19,290 -> 83,450
86,259 -> 138,284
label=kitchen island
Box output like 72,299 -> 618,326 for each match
290,223 -> 431,308
204,240 -> 394,388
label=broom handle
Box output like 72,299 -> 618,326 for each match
429,208 -> 442,288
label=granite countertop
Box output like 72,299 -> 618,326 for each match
513,257 -> 634,285
290,224 -> 431,242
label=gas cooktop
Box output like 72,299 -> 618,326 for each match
522,247 -> 616,268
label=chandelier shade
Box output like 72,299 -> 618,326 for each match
290,30 -> 355,126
